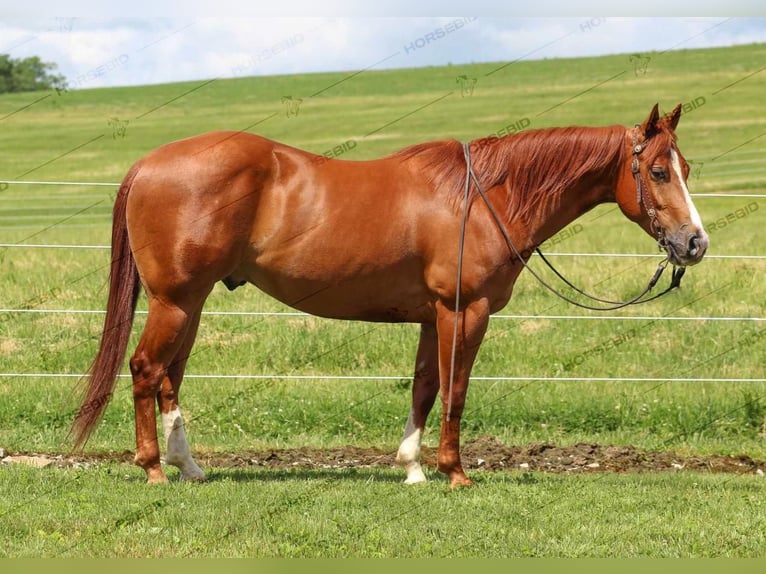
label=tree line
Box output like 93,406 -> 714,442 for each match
0,54 -> 66,94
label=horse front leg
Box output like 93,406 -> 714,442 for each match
396,323 -> 439,484
434,298 -> 489,488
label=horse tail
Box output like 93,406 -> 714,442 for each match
71,163 -> 142,449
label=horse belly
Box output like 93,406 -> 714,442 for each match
237,247 -> 431,322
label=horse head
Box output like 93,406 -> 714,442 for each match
615,103 -> 709,267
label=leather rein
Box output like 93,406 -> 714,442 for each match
444,129 -> 685,421
458,130 -> 685,312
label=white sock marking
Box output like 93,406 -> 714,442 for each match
161,407 -> 206,481
396,409 -> 427,484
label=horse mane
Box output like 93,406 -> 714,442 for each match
389,125 -> 638,223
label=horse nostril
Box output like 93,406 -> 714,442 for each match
688,235 -> 700,257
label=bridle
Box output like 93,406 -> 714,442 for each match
631,127 -> 667,252
457,132 -> 686,312
532,127 -> 687,308
444,132 -> 685,420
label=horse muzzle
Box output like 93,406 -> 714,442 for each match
663,229 -> 709,267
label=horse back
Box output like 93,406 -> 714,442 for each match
123,131 -> 448,320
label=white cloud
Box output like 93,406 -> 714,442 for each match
0,17 -> 763,89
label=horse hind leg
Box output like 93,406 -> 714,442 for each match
396,323 -> 440,484
157,305 -> 206,482
130,296 -> 204,484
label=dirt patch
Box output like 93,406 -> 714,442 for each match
3,436 -> 765,476
458,436 -> 766,475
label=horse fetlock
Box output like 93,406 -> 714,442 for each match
136,457 -> 167,484
146,473 -> 169,485
437,456 -> 472,488
436,450 -> 462,473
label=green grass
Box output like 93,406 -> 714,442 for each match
1,42 -> 766,557
2,464 -> 765,558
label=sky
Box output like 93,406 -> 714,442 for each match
1,13 -> 765,89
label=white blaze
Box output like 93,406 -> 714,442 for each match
671,149 -> 704,231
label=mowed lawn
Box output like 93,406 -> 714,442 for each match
0,39 -> 765,557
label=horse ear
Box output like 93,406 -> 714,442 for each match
639,103 -> 661,139
668,103 -> 682,131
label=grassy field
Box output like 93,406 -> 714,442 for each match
1,39 -> 765,557
2,465 -> 765,558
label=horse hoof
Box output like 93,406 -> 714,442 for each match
449,475 -> 474,489
402,463 -> 427,485
403,471 -> 428,485
180,472 -> 207,483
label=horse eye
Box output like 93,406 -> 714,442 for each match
650,167 -> 667,182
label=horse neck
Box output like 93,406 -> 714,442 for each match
488,125 -> 627,245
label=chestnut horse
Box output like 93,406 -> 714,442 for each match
72,103 -> 708,487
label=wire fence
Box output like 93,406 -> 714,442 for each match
1,373 -> 765,383
1,180 -> 764,385
0,308 -> 765,322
